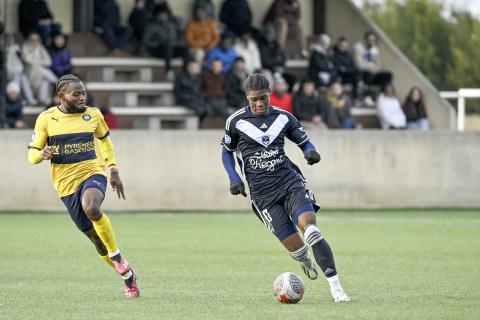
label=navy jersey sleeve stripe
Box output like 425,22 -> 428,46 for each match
97,131 -> 110,140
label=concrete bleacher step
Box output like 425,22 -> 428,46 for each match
84,82 -> 175,107
23,106 -> 198,130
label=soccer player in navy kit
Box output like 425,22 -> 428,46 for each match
221,73 -> 350,302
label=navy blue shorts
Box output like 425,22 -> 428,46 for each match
251,181 -> 320,241
60,174 -> 107,232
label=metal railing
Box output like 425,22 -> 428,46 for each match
440,89 -> 480,131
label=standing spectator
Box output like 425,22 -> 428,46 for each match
353,31 -> 392,90
327,82 -> 355,129
225,57 -> 248,109
49,34 -> 72,77
22,32 -> 58,106
234,33 -> 262,74
263,0 -> 306,57
220,0 -> 253,37
202,59 -> 229,118
193,0 -> 215,19
269,75 -> 293,113
174,60 -> 208,122
4,81 -> 27,129
333,37 -> 359,98
94,0 -> 133,56
376,83 -> 406,129
142,7 -> 187,79
4,34 -> 37,105
207,31 -> 237,75
402,86 -> 429,130
293,80 -> 331,130
18,0 -> 61,46
101,106 -> 119,129
308,34 -> 336,88
185,7 -> 219,63
129,0 -> 150,41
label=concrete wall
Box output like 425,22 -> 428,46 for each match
2,0 -> 313,37
325,0 -> 455,130
1,130 -> 479,211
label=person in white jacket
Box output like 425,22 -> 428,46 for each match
4,34 -> 37,105
234,33 -> 262,74
21,32 -> 58,105
376,83 -> 406,129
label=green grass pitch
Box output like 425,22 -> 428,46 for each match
1,210 -> 479,320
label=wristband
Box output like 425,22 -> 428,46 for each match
110,166 -> 119,174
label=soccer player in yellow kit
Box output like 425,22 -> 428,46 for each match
27,74 -> 139,298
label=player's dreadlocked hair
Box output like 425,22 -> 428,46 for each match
56,74 -> 82,93
244,73 -> 270,93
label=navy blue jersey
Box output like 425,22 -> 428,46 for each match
222,106 -> 309,200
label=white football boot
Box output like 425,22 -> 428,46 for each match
300,253 -> 318,280
328,275 -> 350,302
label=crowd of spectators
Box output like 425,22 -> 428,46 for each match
1,0 -> 430,131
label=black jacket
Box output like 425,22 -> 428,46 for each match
308,49 -> 335,86
225,71 -> 247,108
5,97 -> 24,128
18,0 -> 53,37
94,0 -> 121,29
258,38 -> 286,72
220,0 -> 252,36
333,46 -> 357,75
293,94 -> 330,122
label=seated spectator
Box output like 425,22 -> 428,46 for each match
49,33 -> 71,77
18,0 -> 61,46
185,7 -> 219,63
101,106 -> 119,129
327,82 -> 356,129
263,0 -> 306,57
129,0 -> 150,41
4,34 -> 37,105
270,74 -> 293,113
174,60 -> 208,122
94,0 -> 133,56
293,80 -> 331,130
308,34 -> 336,88
193,0 -> 215,19
234,33 -> 262,74
207,31 -> 237,75
376,83 -> 406,129
202,59 -> 229,118
22,32 -> 58,106
5,81 -> 27,129
402,86 -> 429,130
225,57 -> 248,109
220,0 -> 253,37
333,37 -> 360,98
142,7 -> 187,79
353,31 -> 392,92
258,25 -> 296,92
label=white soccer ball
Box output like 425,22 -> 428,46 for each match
273,272 -> 305,304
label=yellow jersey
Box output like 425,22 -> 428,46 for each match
28,106 -> 116,197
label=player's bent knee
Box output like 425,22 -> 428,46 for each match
82,201 -> 102,221
304,224 -> 324,246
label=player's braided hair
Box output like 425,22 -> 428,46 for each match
56,74 -> 82,93
244,73 -> 270,93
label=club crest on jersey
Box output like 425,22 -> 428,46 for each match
224,134 -> 232,144
262,135 -> 270,145
82,114 -> 91,121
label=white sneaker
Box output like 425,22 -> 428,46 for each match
331,289 -> 350,302
300,260 -> 318,280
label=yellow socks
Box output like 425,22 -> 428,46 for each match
92,213 -> 118,254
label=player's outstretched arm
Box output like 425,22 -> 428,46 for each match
221,147 -> 247,197
300,141 -> 321,166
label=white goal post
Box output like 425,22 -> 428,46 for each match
440,89 -> 480,131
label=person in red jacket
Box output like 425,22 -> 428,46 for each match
269,74 -> 292,113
